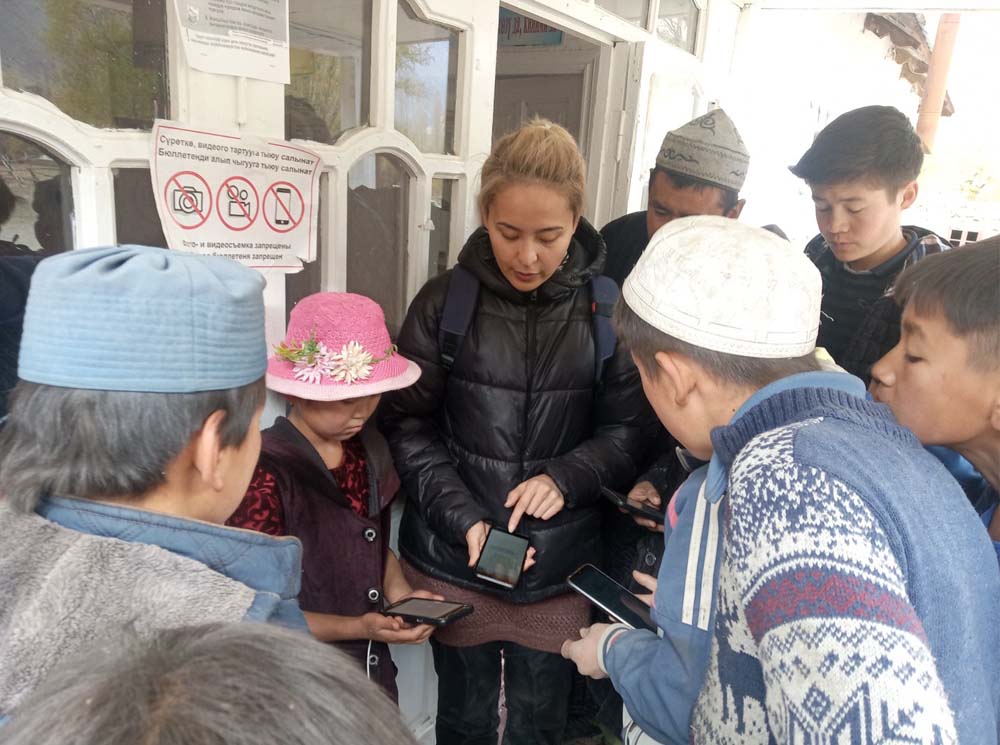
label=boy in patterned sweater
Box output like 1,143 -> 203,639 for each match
791,105 -> 949,384
563,216 -> 999,743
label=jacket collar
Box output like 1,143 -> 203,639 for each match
702,371 -> 903,503
456,218 -> 607,304
36,496 -> 303,599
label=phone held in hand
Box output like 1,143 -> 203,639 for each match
383,598 -> 474,627
601,486 -> 665,524
475,525 -> 530,589
567,563 -> 656,632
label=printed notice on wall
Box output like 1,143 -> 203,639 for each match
151,120 -> 320,269
174,0 -> 290,84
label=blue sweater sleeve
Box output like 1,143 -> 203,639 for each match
603,467 -> 720,744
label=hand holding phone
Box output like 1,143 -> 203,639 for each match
567,564 -> 656,632
473,524 -> 532,589
383,598 -> 473,627
465,521 -> 536,572
602,486 -> 665,527
359,612 -> 436,644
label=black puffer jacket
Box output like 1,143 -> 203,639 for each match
379,219 -> 647,603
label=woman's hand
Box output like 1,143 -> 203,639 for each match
465,520 -> 491,568
465,520 -> 537,572
505,474 -> 565,532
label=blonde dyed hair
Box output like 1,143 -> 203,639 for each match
479,118 -> 586,220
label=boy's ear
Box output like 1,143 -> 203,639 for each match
990,386 -> 1000,436
191,409 -> 227,492
898,180 -> 919,210
655,351 -> 697,406
727,199 -> 746,220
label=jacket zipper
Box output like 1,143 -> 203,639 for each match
521,292 -> 538,481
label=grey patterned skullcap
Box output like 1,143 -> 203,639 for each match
654,109 -> 750,193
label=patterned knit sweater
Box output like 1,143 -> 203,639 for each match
690,382 -> 1000,744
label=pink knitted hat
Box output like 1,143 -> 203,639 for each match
266,293 -> 420,401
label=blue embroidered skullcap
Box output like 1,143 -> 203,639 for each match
18,246 -> 266,392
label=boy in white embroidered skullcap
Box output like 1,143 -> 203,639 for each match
563,216 -> 997,744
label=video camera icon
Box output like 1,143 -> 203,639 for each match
228,187 -> 251,218
172,186 -> 205,215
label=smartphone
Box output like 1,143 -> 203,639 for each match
567,564 -> 656,632
475,525 -> 530,589
601,486 -> 665,525
383,598 -> 473,627
275,186 -> 291,225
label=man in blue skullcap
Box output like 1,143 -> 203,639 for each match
0,246 -> 308,717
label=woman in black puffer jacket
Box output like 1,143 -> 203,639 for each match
379,120 -> 647,745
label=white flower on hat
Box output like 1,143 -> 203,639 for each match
291,341 -> 331,384
325,341 -> 375,384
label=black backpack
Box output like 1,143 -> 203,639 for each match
437,265 -> 619,386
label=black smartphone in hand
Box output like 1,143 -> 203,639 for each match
568,564 -> 656,632
601,486 -> 665,524
383,598 -> 473,626
475,525 -> 530,589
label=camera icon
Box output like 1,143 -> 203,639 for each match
172,186 -> 204,215
228,187 -> 251,218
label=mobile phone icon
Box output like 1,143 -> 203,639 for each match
275,187 -> 291,225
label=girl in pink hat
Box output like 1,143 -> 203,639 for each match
227,292 -> 437,701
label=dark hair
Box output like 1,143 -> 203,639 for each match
789,105 -> 924,195
0,176 -> 15,225
892,236 -> 1000,371
0,623 -> 417,745
651,167 -> 739,214
614,299 -> 821,388
0,378 -> 266,512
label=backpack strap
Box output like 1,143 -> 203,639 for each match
590,275 -> 619,386
438,265 -> 480,371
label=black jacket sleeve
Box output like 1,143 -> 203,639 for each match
539,343 -> 645,509
378,275 -> 490,546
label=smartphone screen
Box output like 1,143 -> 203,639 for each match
384,598 -> 471,623
567,564 -> 656,631
475,527 -> 530,589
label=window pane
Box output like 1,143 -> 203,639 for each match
347,154 -> 410,333
596,0 -> 648,27
1,0 -> 167,130
113,169 -> 167,247
286,173 -> 329,319
287,0 -> 372,144
395,2 -> 459,154
656,0 -> 699,53
429,179 -> 453,277
0,132 -> 74,256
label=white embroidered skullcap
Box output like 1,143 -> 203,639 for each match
622,216 -> 821,358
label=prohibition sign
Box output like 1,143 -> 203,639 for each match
217,176 -> 259,231
263,181 -> 304,234
164,170 -> 212,230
